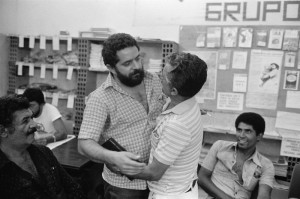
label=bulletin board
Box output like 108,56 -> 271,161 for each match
179,25 -> 300,118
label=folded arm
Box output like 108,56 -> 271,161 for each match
198,167 -> 234,199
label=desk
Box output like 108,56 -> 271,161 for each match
51,138 -> 90,171
52,138 -> 104,199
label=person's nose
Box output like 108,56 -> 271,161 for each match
132,59 -> 140,69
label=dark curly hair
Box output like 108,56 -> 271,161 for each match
23,87 -> 45,105
0,94 -> 30,129
102,33 -> 140,68
167,52 -> 207,97
235,112 -> 265,136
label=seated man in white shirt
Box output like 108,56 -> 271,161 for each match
198,112 -> 275,199
23,87 -> 67,144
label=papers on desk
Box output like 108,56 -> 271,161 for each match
47,135 -> 76,150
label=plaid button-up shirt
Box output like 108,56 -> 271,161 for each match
78,71 -> 165,190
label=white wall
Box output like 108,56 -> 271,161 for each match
0,0 -> 299,42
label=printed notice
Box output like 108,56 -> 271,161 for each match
40,35 -> 46,49
40,63 -> 46,78
232,51 -> 247,69
222,27 -> 237,47
206,27 -> 221,48
280,137 -> 300,158
286,91 -> 300,109
29,36 -> 35,48
67,94 -> 75,108
19,35 -> 24,47
196,32 -> 206,47
53,64 -> 58,79
218,50 -> 231,70
275,111 -> 300,131
17,62 -> 23,76
268,29 -> 284,49
29,63 -> 34,76
66,66 -> 73,80
52,36 -> 60,50
233,74 -> 247,92
217,92 -> 244,111
67,37 -> 72,51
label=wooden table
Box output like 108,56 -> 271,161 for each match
51,137 -> 104,199
51,137 -> 90,171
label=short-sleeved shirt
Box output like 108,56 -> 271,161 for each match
147,97 -> 203,195
34,103 -> 62,134
78,71 -> 165,190
199,140 -> 275,199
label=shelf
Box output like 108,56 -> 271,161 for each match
15,62 -> 81,70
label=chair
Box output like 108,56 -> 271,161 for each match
288,163 -> 300,198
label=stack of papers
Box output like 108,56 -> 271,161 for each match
89,43 -> 107,71
147,59 -> 162,73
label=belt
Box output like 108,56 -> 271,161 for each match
185,179 -> 197,193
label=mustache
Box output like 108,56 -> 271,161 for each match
27,126 -> 37,135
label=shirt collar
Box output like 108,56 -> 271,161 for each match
231,143 -> 262,167
0,149 -> 10,169
162,97 -> 197,115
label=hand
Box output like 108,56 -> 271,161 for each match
110,151 -> 146,176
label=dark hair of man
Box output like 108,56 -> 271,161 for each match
0,94 -> 30,129
167,52 -> 207,97
102,33 -> 140,68
23,87 -> 45,105
235,112 -> 265,136
271,63 -> 279,70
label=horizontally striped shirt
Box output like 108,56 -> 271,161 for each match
78,71 -> 165,190
147,97 -> 203,195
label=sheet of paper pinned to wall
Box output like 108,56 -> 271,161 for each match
233,73 -> 247,92
67,94 -> 75,108
40,63 -> 46,78
17,62 -> 23,76
52,36 -> 60,51
40,35 -> 46,49
52,64 -> 58,79
29,36 -> 35,48
275,111 -> 300,131
246,50 -> 283,110
232,51 -> 247,69
28,63 -> 34,76
52,93 -> 59,107
67,37 -> 72,51
278,128 -> 300,158
217,92 -> 244,111
286,91 -> 300,109
66,66 -> 73,80
19,35 -> 24,47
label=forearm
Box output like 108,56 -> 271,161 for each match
198,178 -> 233,199
78,139 -> 114,164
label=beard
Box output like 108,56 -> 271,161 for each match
115,67 -> 145,87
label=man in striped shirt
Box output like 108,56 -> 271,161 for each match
128,52 -> 208,199
78,33 -> 165,199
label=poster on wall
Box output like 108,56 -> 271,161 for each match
246,50 -> 283,109
283,70 -> 299,90
206,27 -> 221,48
284,52 -> 296,68
282,29 -> 299,51
268,29 -> 284,49
232,51 -> 248,69
217,92 -> 244,111
186,51 -> 217,99
255,29 -> 268,47
218,50 -> 231,70
222,27 -> 237,47
238,28 -> 253,48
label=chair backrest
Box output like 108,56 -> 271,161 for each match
288,163 -> 300,198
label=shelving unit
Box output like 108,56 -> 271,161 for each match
73,37 -> 178,135
8,36 -> 79,121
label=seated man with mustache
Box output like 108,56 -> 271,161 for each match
0,94 -> 86,199
198,112 -> 275,199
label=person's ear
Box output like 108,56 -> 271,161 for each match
170,87 -> 178,96
256,133 -> 263,142
0,127 -> 8,138
106,64 -> 116,75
